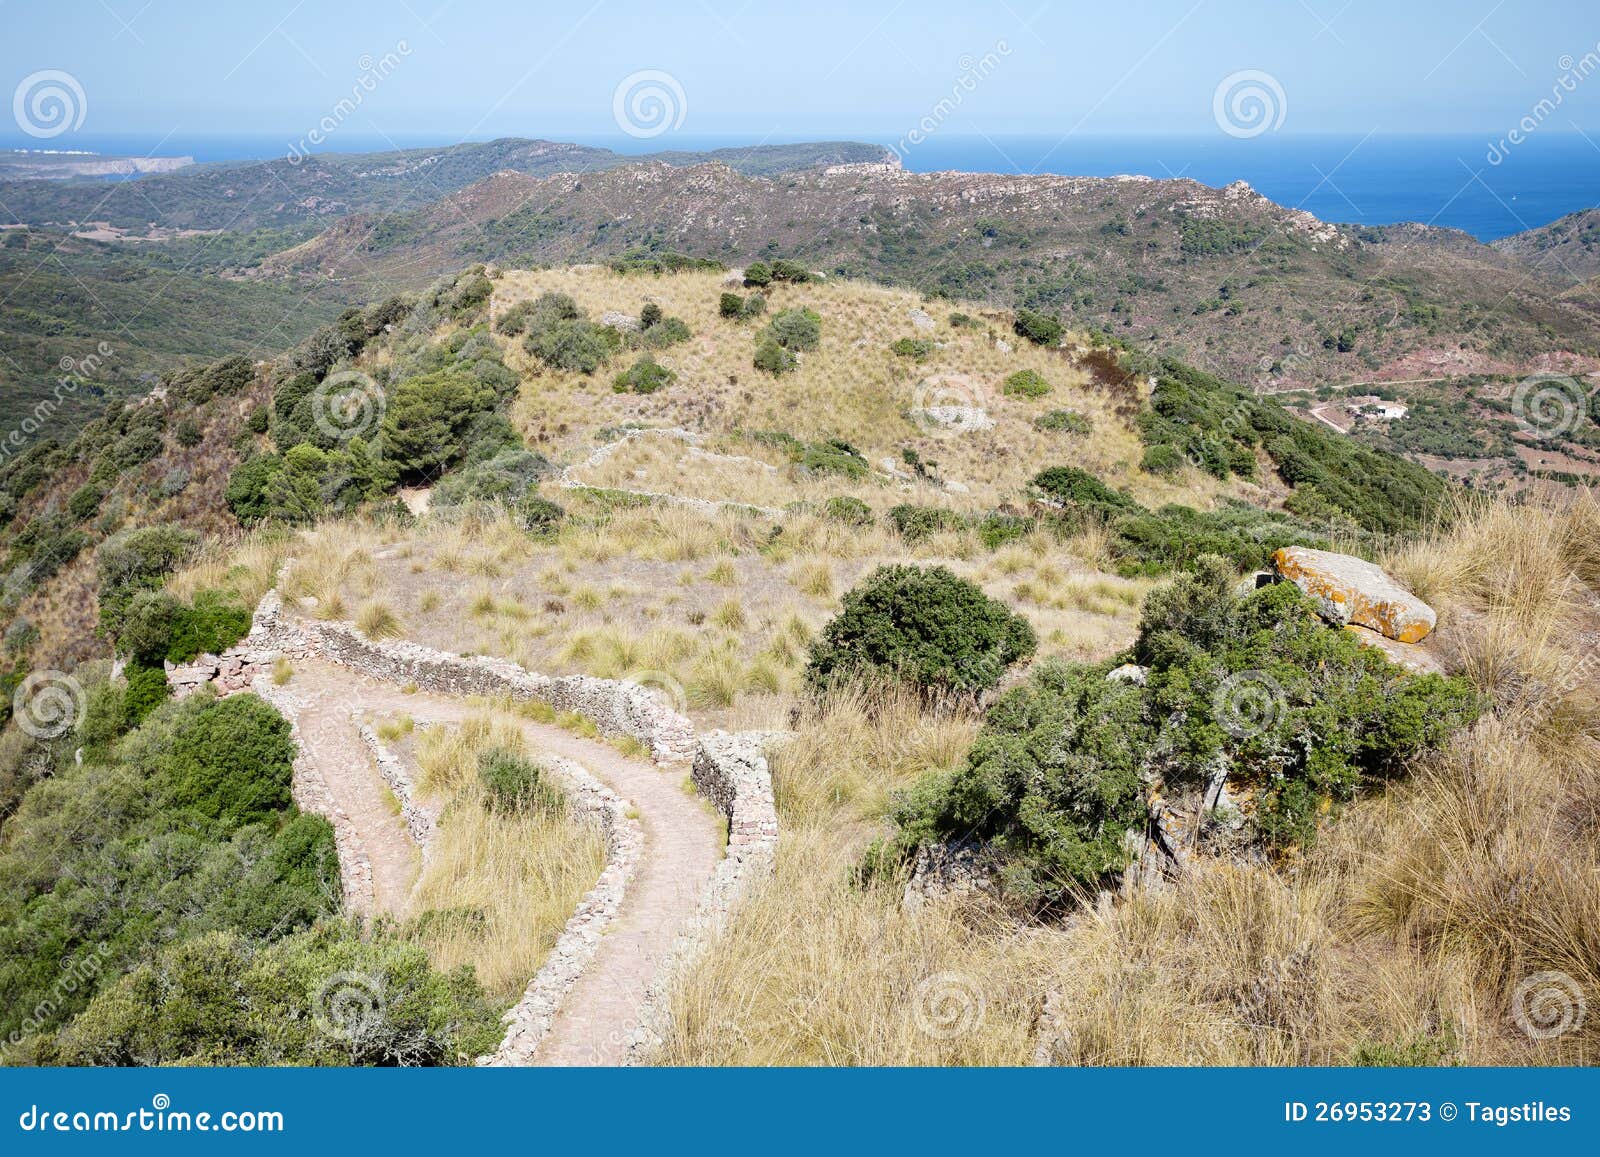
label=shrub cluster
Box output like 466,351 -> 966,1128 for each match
1003,369 -> 1052,398
881,557 -> 1481,905
806,565 -> 1036,698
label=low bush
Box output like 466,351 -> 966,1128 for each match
887,503 -> 966,542
1013,308 -> 1063,346
478,748 -> 565,816
613,355 -> 677,395
822,496 -> 874,526
890,337 -> 934,360
882,557 -> 1482,905
798,438 -> 868,480
806,565 -> 1036,697
1003,369 -> 1051,398
763,308 -> 821,352
1034,409 -> 1092,435
753,336 -> 797,375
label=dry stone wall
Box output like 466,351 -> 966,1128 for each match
167,582 -> 782,1064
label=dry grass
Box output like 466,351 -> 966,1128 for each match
408,712 -> 607,1002
660,495 -> 1600,1066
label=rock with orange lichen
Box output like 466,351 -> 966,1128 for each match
1271,546 -> 1436,643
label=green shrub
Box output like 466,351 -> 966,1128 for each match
742,261 -> 772,288
1013,308 -> 1063,346
246,405 -> 270,434
719,292 -> 744,319
174,417 -> 203,448
637,315 -> 691,350
764,307 -> 821,351
67,483 -> 104,522
977,512 -> 1034,550
890,337 -> 935,360
769,259 -> 812,283
156,693 -> 298,828
883,557 -> 1481,904
120,662 -> 171,728
822,495 -> 874,526
1003,369 -> 1051,398
742,293 -> 767,318
381,372 -> 498,478
51,923 -> 500,1066
806,564 -> 1036,697
477,748 -> 565,816
753,336 -> 797,375
613,355 -> 677,395
525,318 -> 616,374
608,249 -> 723,276
887,503 -> 967,542
165,591 -> 252,663
1141,444 -> 1184,474
431,450 -> 551,508
798,438 -> 867,479
0,692 -> 338,1045
95,524 -> 199,636
516,496 -> 566,536
1034,409 -> 1092,435
949,312 -> 979,328
1031,466 -> 1139,516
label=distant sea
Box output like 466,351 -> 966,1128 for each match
6,131 -> 1597,242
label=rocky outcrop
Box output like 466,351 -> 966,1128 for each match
1272,546 -> 1436,643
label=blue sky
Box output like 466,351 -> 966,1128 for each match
3,0 -> 1599,141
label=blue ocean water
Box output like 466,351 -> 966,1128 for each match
6,131 -> 1596,241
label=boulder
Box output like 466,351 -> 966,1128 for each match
1272,546 -> 1436,643
1106,663 -> 1149,685
1343,624 -> 1444,675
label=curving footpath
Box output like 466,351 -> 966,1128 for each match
174,586 -> 780,1066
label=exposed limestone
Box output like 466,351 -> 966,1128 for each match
1272,546 -> 1437,643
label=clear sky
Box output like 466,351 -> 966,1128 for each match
3,0 -> 1599,143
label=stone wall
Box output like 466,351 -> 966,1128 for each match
624,729 -> 784,1061
174,584 -> 781,1065
482,750 -> 642,1066
252,676 -> 373,912
248,591 -> 698,764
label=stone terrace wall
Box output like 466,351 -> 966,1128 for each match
192,585 -> 779,1064
250,590 -> 697,763
624,729 -> 784,1061
481,750 -> 642,1066
252,676 -> 373,912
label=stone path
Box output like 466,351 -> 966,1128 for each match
278,659 -> 724,1065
